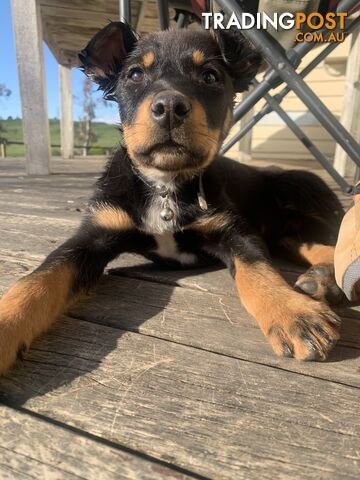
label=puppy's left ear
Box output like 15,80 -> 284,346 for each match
79,22 -> 138,99
214,29 -> 262,92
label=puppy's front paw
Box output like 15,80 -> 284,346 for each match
266,298 -> 341,361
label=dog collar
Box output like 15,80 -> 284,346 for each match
155,184 -> 175,221
131,165 -> 208,221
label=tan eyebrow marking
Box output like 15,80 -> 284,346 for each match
192,50 -> 205,66
143,51 -> 155,68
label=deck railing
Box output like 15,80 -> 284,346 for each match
0,140 -> 113,158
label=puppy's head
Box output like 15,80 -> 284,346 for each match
79,22 -> 261,174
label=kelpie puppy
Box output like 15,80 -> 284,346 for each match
0,23 -> 344,374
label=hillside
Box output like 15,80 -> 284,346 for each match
0,118 -> 121,156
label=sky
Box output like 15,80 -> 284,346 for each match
0,0 -> 119,123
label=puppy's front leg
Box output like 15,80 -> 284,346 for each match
0,206 -> 136,374
233,250 -> 341,361
195,216 -> 341,361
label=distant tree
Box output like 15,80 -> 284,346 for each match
0,84 -> 11,98
7,115 -> 13,121
76,77 -> 98,156
0,84 -> 11,142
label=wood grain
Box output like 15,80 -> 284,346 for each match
0,318 -> 359,480
0,404 -> 193,480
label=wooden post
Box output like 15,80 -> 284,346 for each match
334,30 -> 360,178
59,65 -> 74,159
136,0 -> 148,31
238,91 -> 253,162
0,143 -> 5,159
11,0 -> 51,175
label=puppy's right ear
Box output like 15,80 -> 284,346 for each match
79,22 -> 138,99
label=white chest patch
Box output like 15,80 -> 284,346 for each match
141,193 -> 179,234
153,232 -> 197,265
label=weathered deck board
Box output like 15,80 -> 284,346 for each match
0,405 -> 193,480
1,252 -> 359,388
0,317 -> 359,479
73,275 -> 360,377
0,157 -> 359,479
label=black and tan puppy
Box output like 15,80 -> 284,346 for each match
0,23 -> 344,374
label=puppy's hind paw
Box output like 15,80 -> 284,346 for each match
295,264 -> 345,305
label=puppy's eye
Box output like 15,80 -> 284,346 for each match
202,69 -> 218,84
128,68 -> 144,82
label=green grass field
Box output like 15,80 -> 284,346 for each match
0,118 -> 121,156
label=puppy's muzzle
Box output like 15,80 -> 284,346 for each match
151,90 -> 191,130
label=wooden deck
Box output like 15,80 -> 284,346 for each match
0,157 -> 359,479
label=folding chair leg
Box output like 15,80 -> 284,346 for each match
218,0 -> 360,168
221,114 -> 259,154
262,88 -> 352,194
157,0 -> 170,30
223,16 -> 360,155
119,0 -> 131,23
233,80 -> 273,123
176,12 -> 188,28
233,15 -> 360,123
337,0 -> 359,13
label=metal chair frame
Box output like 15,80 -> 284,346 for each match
119,0 -> 360,194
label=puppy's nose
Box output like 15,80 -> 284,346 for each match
151,92 -> 191,129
